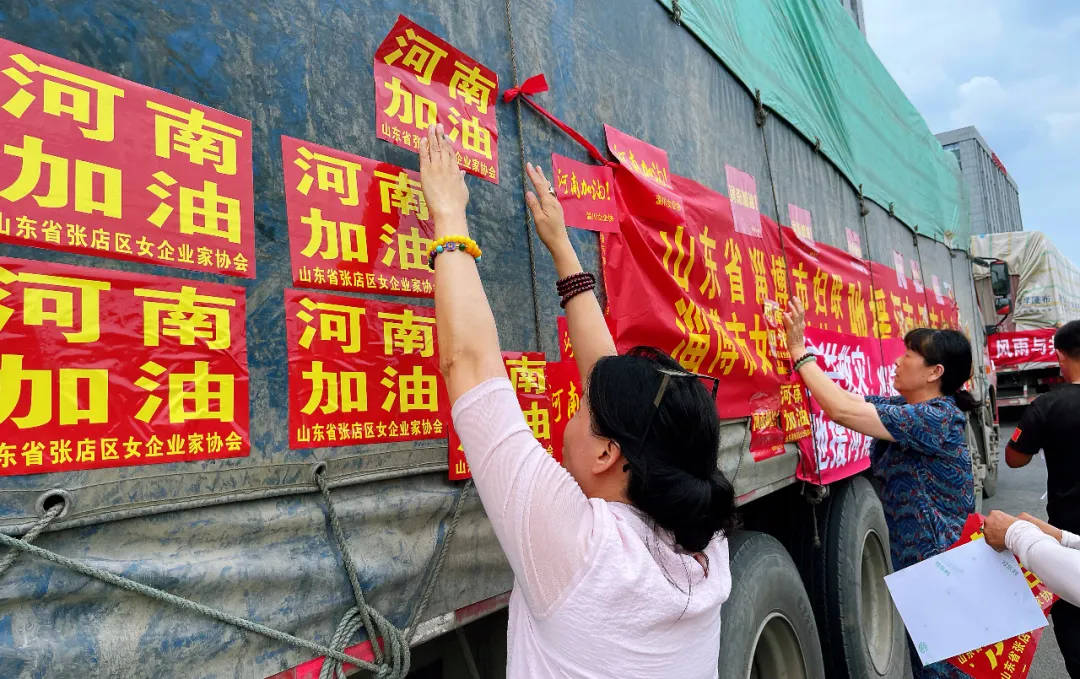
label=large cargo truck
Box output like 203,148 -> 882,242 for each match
0,2 -> 997,677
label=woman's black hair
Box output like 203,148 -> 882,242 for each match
587,346 -> 738,554
903,328 -> 977,412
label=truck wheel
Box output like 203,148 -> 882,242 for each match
717,531 -> 825,679
816,477 -> 906,679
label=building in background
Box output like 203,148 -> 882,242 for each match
839,0 -> 866,34
937,126 -> 1024,235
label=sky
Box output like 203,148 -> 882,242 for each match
864,0 -> 1080,266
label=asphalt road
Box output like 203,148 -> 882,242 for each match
984,418 -> 1069,679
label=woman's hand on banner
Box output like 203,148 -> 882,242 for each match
419,124 -> 470,229
783,298 -> 808,361
524,162 -> 570,254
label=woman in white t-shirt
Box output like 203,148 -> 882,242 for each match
418,125 -> 736,678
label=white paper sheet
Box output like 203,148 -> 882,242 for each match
884,538 -> 1047,665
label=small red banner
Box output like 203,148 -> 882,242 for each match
603,124 -> 672,191
550,153 -> 618,232
448,352 -> 564,480
285,289 -> 448,449
725,165 -> 762,238
946,514 -> 1055,679
0,256 -> 249,475
374,15 -> 499,183
0,38 -> 256,277
281,135 -> 434,298
988,329 -> 1058,369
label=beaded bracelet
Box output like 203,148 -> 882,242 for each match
792,352 -> 818,372
558,272 -> 596,308
427,235 -> 482,270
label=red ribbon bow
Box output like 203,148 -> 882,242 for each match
501,73 -> 613,166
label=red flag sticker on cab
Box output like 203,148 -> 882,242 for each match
550,153 -> 618,233
374,15 -> 499,183
0,38 -> 256,277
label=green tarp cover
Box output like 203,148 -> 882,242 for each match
658,0 -> 970,249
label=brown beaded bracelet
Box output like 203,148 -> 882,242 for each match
559,274 -> 596,308
556,272 -> 594,296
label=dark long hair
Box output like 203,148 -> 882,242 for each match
587,347 -> 737,553
904,328 -> 977,412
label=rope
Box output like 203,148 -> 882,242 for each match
0,525 -> 377,672
0,502 -> 62,578
505,0 -> 546,355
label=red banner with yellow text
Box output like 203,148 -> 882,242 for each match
448,352 -> 567,480
285,290 -> 448,449
0,256 -> 249,475
550,153 -> 618,233
946,514 -> 1055,679
374,15 -> 498,183
601,168 -> 812,453
0,38 -> 256,277
281,135 -> 434,297
780,225 -> 873,338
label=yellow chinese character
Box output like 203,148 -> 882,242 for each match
383,28 -> 448,85
379,309 -> 435,357
872,288 -> 893,339
791,262 -> 809,309
76,437 -> 96,462
0,135 -> 121,217
379,224 -> 432,271
748,247 -> 768,305
523,401 -> 550,440
0,355 -> 111,429
134,285 -> 236,349
705,309 -> 737,376
0,266 -> 109,342
0,442 -> 15,468
673,297 -> 710,373
146,100 -> 242,175
723,238 -> 745,304
770,255 -> 789,308
506,356 -> 546,394
297,297 -> 365,354
294,146 -> 365,206
299,207 -> 367,262
697,226 -> 721,300
848,282 -> 868,336
448,61 -> 495,113
146,171 -> 241,243
660,224 -> 695,291
2,52 -> 124,141
100,437 -> 118,460
373,169 -> 429,219
21,440 -> 44,466
812,269 -> 829,315
749,314 -> 773,374
49,439 -> 73,465
446,106 -> 492,160
134,360 -> 235,424
382,76 -> 437,128
380,365 -> 439,412
299,362 -> 366,415
724,313 -> 756,376
829,274 -> 844,320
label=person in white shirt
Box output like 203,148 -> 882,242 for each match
984,509 -> 1080,606
418,125 -> 736,678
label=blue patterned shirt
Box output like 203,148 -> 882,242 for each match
866,395 -> 975,679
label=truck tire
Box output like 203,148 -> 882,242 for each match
814,477 -> 906,679
717,531 -> 825,679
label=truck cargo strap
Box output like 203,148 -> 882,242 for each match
0,470 -> 474,679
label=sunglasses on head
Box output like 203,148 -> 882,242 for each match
621,367 -> 721,473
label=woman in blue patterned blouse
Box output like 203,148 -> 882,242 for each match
783,298 -> 976,679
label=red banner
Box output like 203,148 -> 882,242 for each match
946,514 -> 1055,679
988,329 -> 1058,369
550,153 -> 618,232
603,124 -> 672,191
285,290 -> 448,449
800,327 -> 883,483
602,168 -> 812,456
0,38 -> 256,277
281,135 -> 434,298
781,225 -> 873,338
557,315 -> 574,361
725,165 -> 762,238
0,256 -> 249,475
448,352 -> 564,480
374,15 -> 498,183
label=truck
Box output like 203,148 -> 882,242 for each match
0,2 -> 999,678
973,231 -> 1080,412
